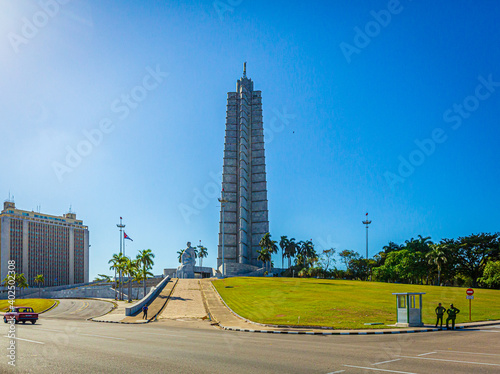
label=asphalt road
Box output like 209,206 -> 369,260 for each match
1,308 -> 499,374
43,299 -> 114,320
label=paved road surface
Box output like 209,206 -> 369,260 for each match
43,299 -> 114,320
1,315 -> 499,373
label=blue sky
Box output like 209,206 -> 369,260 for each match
1,0 -> 500,278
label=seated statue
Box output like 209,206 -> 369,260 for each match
177,242 -> 196,278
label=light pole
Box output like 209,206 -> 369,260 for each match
362,213 -> 372,259
116,217 -> 125,255
218,189 -> 228,277
116,217 -> 125,300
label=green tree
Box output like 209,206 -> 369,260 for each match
451,233 -> 499,287
137,249 -> 155,297
108,253 -> 122,300
284,238 -> 298,269
16,273 -> 29,298
124,258 -> 139,302
426,244 -> 448,286
259,233 -> 278,271
339,249 -> 357,272
257,248 -> 272,272
279,236 -> 289,270
177,249 -> 185,263
197,245 -> 208,270
320,248 -> 336,273
479,260 -> 500,289
34,274 -> 45,298
115,254 -> 128,301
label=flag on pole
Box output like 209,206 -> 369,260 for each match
124,232 -> 133,241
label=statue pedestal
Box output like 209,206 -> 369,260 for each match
177,264 -> 195,279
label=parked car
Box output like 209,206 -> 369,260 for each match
3,307 -> 38,324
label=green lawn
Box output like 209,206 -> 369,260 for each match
212,277 -> 500,329
0,299 -> 57,313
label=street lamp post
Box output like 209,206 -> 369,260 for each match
116,217 -> 126,300
218,190 -> 228,277
362,213 -> 372,259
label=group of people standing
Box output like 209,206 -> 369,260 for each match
435,303 -> 460,329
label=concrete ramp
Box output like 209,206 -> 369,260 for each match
160,279 -> 207,320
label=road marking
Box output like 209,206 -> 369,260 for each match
71,301 -> 89,314
79,333 -> 125,340
34,328 -> 65,333
343,365 -> 417,374
327,370 -> 345,373
372,358 -> 401,365
477,329 -> 500,333
4,336 -> 45,345
417,352 -> 436,356
397,355 -> 500,366
140,332 -> 185,337
436,350 -> 500,357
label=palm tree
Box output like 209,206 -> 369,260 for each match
197,245 -> 208,270
34,274 -> 45,298
16,274 -> 28,298
257,248 -> 271,272
259,233 -> 278,272
177,249 -> 185,263
137,249 -> 155,298
426,244 -> 448,285
284,238 -> 298,269
124,258 -> 139,302
279,236 -> 289,270
115,254 -> 128,301
108,253 -> 122,300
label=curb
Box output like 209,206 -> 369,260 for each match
38,300 -> 59,314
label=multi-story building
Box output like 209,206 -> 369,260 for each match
217,64 -> 270,276
0,200 -> 89,287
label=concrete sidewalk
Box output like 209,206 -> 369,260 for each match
92,278 -> 178,324
201,279 -> 500,335
160,279 -> 207,320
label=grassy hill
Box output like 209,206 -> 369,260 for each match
212,277 -> 500,329
0,299 -> 57,313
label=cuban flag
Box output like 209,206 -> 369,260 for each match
124,232 -> 133,241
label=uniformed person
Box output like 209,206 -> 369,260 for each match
435,303 -> 446,328
446,303 -> 460,330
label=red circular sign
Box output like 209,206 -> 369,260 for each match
466,288 -> 474,295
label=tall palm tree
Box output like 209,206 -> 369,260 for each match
108,253 -> 122,300
137,249 -> 155,298
279,236 -> 289,270
284,238 -> 298,269
197,245 -> 208,269
177,249 -> 185,263
259,233 -> 278,271
16,274 -> 28,298
257,248 -> 271,272
124,258 -> 139,302
115,255 -> 128,301
426,244 -> 448,285
34,274 -> 45,298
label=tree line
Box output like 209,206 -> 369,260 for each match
260,232 -> 500,289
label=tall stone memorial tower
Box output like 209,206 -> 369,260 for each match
217,64 -> 269,276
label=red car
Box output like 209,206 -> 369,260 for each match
3,307 -> 38,324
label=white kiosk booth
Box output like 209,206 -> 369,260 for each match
392,292 -> 425,327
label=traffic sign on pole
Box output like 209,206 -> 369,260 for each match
466,288 -> 474,321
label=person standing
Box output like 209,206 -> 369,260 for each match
446,304 -> 460,330
142,305 -> 148,320
435,303 -> 446,328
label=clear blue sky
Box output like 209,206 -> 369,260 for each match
1,0 -> 500,278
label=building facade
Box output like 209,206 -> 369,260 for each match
217,65 -> 270,275
0,200 -> 89,287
